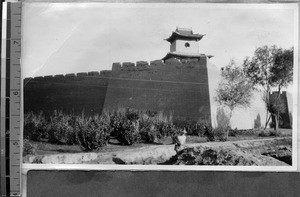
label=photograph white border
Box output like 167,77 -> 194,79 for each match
20,2 -> 299,172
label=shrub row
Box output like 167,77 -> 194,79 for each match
24,108 -> 280,153
24,111 -> 111,151
24,109 -> 209,150
24,110 -> 282,155
24,112 -> 47,141
107,108 -> 178,145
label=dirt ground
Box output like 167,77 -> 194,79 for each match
30,128 -> 292,156
25,136 -> 292,165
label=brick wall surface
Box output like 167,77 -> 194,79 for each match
23,71 -> 111,116
24,57 -> 212,122
103,57 -> 211,121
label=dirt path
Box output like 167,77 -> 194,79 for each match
25,137 -> 292,166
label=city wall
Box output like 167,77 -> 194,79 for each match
24,57 -> 211,122
103,57 -> 211,122
23,70 -> 111,116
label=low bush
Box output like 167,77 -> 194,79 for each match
64,116 -> 78,145
156,121 -> 177,137
24,112 -> 47,141
237,129 -> 258,136
191,122 -> 208,137
228,128 -> 238,137
76,115 -> 110,151
144,110 -> 158,118
258,130 -> 270,137
115,120 -> 141,145
203,125 -> 214,141
228,128 -> 262,136
23,139 -> 36,156
124,108 -> 140,121
204,125 -> 228,142
138,116 -> 159,143
107,109 -> 142,145
258,128 -> 283,137
108,111 -> 123,137
108,108 -> 140,137
173,119 -> 207,137
47,111 -> 70,144
139,124 -> 159,143
213,127 -> 228,142
269,130 -> 282,137
138,110 -> 176,140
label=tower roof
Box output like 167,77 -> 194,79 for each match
165,28 -> 205,43
162,52 -> 213,61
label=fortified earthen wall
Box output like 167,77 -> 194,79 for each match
23,70 -> 111,116
24,57 -> 212,122
103,57 -> 211,121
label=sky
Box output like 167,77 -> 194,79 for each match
21,3 -> 297,78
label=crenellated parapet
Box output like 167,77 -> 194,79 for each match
111,57 -> 207,72
24,57 -> 207,83
24,70 -> 112,83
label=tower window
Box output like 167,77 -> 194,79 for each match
185,42 -> 190,48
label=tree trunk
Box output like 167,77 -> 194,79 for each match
274,86 -> 282,131
274,113 -> 279,131
264,114 -> 272,130
264,111 -> 269,130
227,110 -> 233,140
264,89 -> 270,130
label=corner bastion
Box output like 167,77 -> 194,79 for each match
103,57 -> 211,122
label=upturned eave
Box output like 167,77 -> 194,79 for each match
162,52 -> 213,61
165,32 -> 205,43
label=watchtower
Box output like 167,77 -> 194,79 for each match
162,27 -> 212,61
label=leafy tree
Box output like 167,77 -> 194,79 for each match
269,48 -> 293,130
243,46 -> 278,92
270,48 -> 293,92
243,46 -> 293,131
215,60 -> 253,138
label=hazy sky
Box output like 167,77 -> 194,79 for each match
22,3 -> 297,77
